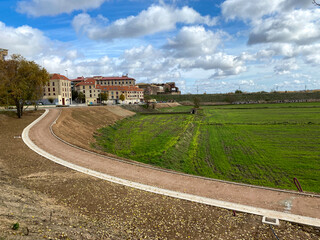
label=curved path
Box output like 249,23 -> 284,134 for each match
23,108 -> 320,227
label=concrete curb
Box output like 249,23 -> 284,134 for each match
22,110 -> 320,228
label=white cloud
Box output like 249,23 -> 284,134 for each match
248,9 -> 320,45
0,21 -> 53,57
274,59 -> 299,75
164,26 -> 226,58
72,5 -> 217,40
222,0 -> 283,21
221,0 -> 312,22
177,53 -> 246,78
17,0 -> 107,17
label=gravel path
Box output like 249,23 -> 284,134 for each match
28,108 -> 320,225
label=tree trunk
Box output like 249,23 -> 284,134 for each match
20,102 -> 24,117
15,100 -> 22,118
15,99 -> 24,118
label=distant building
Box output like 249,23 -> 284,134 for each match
0,48 -> 8,61
75,78 -> 100,105
94,75 -> 136,86
137,82 -> 181,95
74,75 -> 143,104
70,76 -> 85,91
97,85 -> 144,104
42,73 -> 72,105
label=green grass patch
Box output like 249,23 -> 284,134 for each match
94,103 -> 320,193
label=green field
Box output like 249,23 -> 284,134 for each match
94,102 -> 320,193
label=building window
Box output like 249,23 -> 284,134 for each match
83,86 -> 85,89
48,82 -> 50,86
48,88 -> 50,92
48,93 -> 51,96
52,82 -> 55,86
89,86 -> 91,89
53,88 -> 55,91
44,93 -> 46,96
83,90 -> 85,93
53,93 -> 56,95
90,90 -> 92,93
90,94 -> 92,97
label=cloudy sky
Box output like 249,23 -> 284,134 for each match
1,0 -> 320,93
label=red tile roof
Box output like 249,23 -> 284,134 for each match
96,85 -> 143,92
96,76 -> 135,81
50,73 -> 70,81
70,76 -> 85,82
75,78 -> 96,86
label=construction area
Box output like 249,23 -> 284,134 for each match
0,108 -> 319,239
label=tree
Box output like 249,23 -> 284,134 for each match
119,93 -> 125,101
193,97 -> 200,108
77,92 -> 85,103
0,55 -> 49,118
72,89 -> 78,101
99,92 -> 108,102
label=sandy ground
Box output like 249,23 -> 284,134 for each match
0,109 -> 319,239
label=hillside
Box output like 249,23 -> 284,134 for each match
52,106 -> 135,150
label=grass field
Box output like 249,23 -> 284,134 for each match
94,102 -> 320,193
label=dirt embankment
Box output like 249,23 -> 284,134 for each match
52,106 -> 135,150
155,102 -> 180,108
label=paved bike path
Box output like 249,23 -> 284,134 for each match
24,109 -> 320,227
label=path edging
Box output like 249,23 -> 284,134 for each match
22,109 -> 320,228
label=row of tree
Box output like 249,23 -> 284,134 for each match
0,55 -> 49,118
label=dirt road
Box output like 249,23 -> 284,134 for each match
28,108 -> 320,223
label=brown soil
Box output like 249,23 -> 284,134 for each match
0,109 -> 319,239
53,106 -> 135,150
155,102 -> 181,108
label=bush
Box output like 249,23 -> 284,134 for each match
12,222 -> 19,230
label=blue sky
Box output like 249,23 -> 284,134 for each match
1,0 -> 320,93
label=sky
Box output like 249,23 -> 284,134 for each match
1,0 -> 320,94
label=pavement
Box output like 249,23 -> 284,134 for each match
22,108 -> 320,227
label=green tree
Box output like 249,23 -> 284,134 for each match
72,89 -> 78,101
0,55 -> 49,118
193,97 -> 200,108
119,93 -> 125,101
99,92 -> 108,102
77,92 -> 85,103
